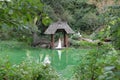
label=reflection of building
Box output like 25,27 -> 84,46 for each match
50,50 -> 80,70
51,50 -> 67,70
38,49 -> 81,71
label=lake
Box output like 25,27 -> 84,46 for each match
0,41 -> 89,79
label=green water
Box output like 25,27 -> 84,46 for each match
0,41 -> 89,79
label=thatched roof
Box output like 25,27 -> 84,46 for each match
44,21 -> 74,34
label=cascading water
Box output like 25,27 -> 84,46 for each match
55,38 -> 62,49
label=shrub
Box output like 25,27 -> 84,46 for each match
0,56 -> 59,80
70,39 -> 98,48
72,45 -> 120,80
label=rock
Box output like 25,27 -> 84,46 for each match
104,66 -> 116,71
40,44 -> 49,48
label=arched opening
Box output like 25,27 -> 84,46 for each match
44,21 -> 74,49
50,29 -> 68,49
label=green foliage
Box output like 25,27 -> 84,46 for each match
42,0 -> 98,33
0,55 -> 59,80
111,21 -> 120,49
105,5 -> 120,49
91,26 -> 111,40
90,4 -> 120,49
0,0 -> 42,41
72,45 -> 120,80
0,0 -> 43,26
0,41 -> 28,49
0,0 -> 52,43
70,39 -> 98,48
79,12 -> 100,33
42,16 -> 52,26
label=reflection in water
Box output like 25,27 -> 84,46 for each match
57,50 -> 62,60
25,49 -> 80,70
39,54 -> 43,62
43,55 -> 51,65
1,47 -> 87,78
51,50 -> 67,70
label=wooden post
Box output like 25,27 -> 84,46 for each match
64,31 -> 68,47
66,34 -> 68,47
51,34 -> 54,49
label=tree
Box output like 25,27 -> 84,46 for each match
94,1 -> 120,49
42,0 -> 98,33
0,0 -> 51,44
107,5 -> 120,49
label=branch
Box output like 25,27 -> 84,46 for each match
0,18 -> 19,26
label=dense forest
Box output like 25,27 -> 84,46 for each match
0,0 -> 120,80
0,0 -> 120,49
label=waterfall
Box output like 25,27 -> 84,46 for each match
55,38 -> 62,49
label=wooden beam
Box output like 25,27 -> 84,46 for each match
51,34 -> 54,49
64,31 -> 68,47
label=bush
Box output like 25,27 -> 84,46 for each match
110,19 -> 120,49
0,56 -> 59,80
72,45 -> 120,80
70,39 -> 98,48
